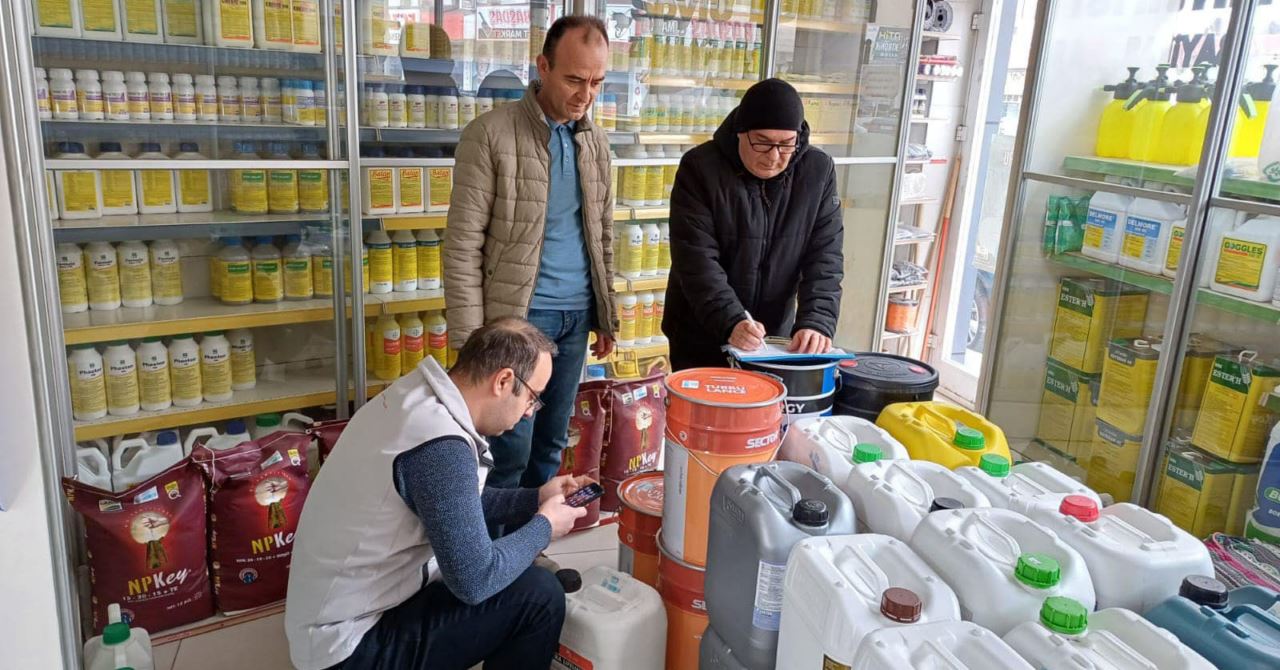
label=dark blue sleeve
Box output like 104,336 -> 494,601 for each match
481,486 -> 541,526
393,437 -> 552,605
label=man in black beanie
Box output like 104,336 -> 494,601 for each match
661,78 -> 844,369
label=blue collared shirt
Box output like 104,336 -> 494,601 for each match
529,117 -> 594,311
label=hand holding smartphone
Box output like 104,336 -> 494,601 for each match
564,482 -> 605,508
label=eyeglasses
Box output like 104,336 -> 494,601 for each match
512,371 -> 545,412
747,138 -> 798,155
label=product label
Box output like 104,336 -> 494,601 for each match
240,93 -> 261,120
1156,448 -> 1234,537
219,93 -> 240,120
209,256 -> 225,298
402,326 -> 425,369
179,170 -> 211,207
752,559 -> 787,631
71,359 -> 106,416
292,1 -> 321,48
106,358 -> 139,411
125,0 -> 160,35
120,252 -> 152,303
77,89 -> 104,116
217,0 -> 253,42
261,0 -> 294,46
1121,216 -> 1162,263
821,657 -> 852,670
1215,237 -> 1267,291
140,170 -> 175,208
230,345 -> 255,387
201,351 -> 231,397
298,170 -> 328,212
61,171 -> 100,213
1166,225 -> 1186,273
231,170 -> 268,213
81,0 -> 119,32
285,258 -> 313,298
1097,342 -> 1157,435
139,356 -> 170,407
399,168 -> 424,209
417,240 -> 441,285
268,170 -> 299,212
312,255 -> 333,297
1084,208 -> 1118,252
163,0 -> 200,38
253,259 -> 283,301
170,349 -> 201,401
102,170 -> 136,209
52,89 -> 77,115
39,0 -> 75,28
618,303 -> 637,342
368,246 -> 392,286
197,91 -> 218,118
87,252 -> 121,304
128,91 -> 150,116
427,323 -> 448,362
150,91 -> 173,117
428,168 -> 452,209
366,168 -> 394,210
552,645 -> 594,670
393,242 -> 417,285
1192,357 -> 1280,462
223,260 -> 253,303
57,254 -> 87,307
175,91 -> 196,117
103,90 -> 127,117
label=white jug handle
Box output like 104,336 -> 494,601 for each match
882,461 -> 935,509
916,638 -> 973,670
184,427 -> 219,454
76,446 -> 109,475
1095,512 -> 1170,551
86,438 -> 110,457
111,438 -> 149,472
958,512 -> 1022,567
816,419 -> 857,451
833,544 -> 891,604
281,412 -> 314,430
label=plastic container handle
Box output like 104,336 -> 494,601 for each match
914,639 -> 973,670
816,418 -> 858,451
183,426 -> 220,454
281,412 -> 314,430
756,465 -> 805,511
882,461 -> 936,509
832,544 -> 892,604
111,437 -> 150,472
915,403 -> 963,442
76,447 -> 110,476
1094,514 -> 1174,552
1085,629 -> 1159,666
958,513 -> 1023,567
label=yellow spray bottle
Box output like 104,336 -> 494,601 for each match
1229,64 -> 1276,158
1156,65 -> 1211,166
1126,64 -> 1174,162
1097,67 -> 1142,158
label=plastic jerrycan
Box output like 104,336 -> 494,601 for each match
853,621 -> 1034,669
876,401 -> 1011,470
1146,576 -> 1280,669
554,566 -> 666,670
83,603 -> 154,670
1097,67 -> 1142,159
956,456 -> 1102,518
1126,64 -> 1174,161
909,507 -> 1096,636
843,448 -> 990,540
774,534 -> 961,669
702,461 -> 855,670
1004,597 -> 1215,669
110,431 -> 183,492
1027,495 -> 1212,612
183,418 -> 252,453
76,440 -> 114,491
1156,66 -> 1212,166
777,415 -> 909,486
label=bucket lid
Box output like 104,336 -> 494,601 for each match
1059,495 -> 1099,523
880,587 -> 923,623
1040,597 -> 1089,635
1179,575 -> 1229,609
929,497 -> 964,513
837,354 -> 939,392
665,368 -> 787,408
852,443 -> 883,464
954,426 -> 985,450
619,472 -> 664,517
979,453 -> 1010,477
1015,553 -> 1061,589
792,499 -> 829,527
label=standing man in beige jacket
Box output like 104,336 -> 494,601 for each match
445,16 -> 616,504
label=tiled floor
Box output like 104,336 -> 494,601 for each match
156,523 -> 621,670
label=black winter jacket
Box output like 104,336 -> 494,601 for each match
661,109 -> 844,370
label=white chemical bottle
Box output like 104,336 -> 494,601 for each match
291,0 -> 322,53
228,328 -> 256,391
149,238 -> 183,306
55,142 -> 103,220
80,0 -> 124,40
1212,215 -> 1280,302
621,222 -> 644,279
83,603 -> 154,670
162,0 -> 204,45
359,0 -> 398,56
441,87 -> 460,129
200,331 -> 233,402
172,73 -> 197,122
366,230 -> 394,294
35,67 -> 52,120
392,229 -> 419,292
641,222 -> 661,277
49,68 -> 78,120
251,236 -> 284,303
194,74 -> 219,122
136,336 -> 171,411
658,222 -> 671,274
407,85 -> 427,128
84,240 -> 120,311
148,72 -> 173,121
56,242 -> 89,314
388,84 -> 408,128
266,141 -> 299,213
416,229 -> 442,290
239,75 -> 262,123
75,69 -> 104,120
125,71 -> 150,120
366,84 -> 389,127
206,0 -> 256,48
135,143 -> 177,214
123,0 -> 164,43
255,0 -> 295,51
117,239 -> 153,308
168,334 -> 202,407
261,77 -> 283,122
35,0 -> 84,38
104,341 -> 140,416
96,141 -> 137,216
217,75 -> 241,122
282,234 -> 314,300
218,236 -> 253,305
1082,192 -> 1132,264
69,344 -> 108,421
174,142 -> 213,213
101,70 -> 129,120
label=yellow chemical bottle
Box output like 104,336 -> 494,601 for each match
343,247 -> 370,294
1155,67 -> 1211,166
282,235 -> 313,300
876,401 -> 1013,470
266,142 -> 299,214
426,311 -> 448,367
218,236 -> 253,306
250,236 -> 283,303
366,230 -> 393,294
399,312 -> 425,373
415,229 -> 442,290
373,314 -> 402,381
392,230 -> 418,292
298,143 -> 329,213
56,242 -> 88,313
1125,65 -> 1174,161
229,141 -> 268,214
1229,64 -> 1276,158
311,238 -> 333,298
1096,67 -> 1141,159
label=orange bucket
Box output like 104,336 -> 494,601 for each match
662,368 -> 785,566
659,532 -> 708,670
617,472 -> 663,589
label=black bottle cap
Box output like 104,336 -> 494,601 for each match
1179,575 -> 1229,609
556,569 -> 582,594
929,497 -> 964,513
793,499 -> 829,527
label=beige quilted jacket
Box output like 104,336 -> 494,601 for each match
444,82 -> 616,348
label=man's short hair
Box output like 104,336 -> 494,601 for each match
452,317 -> 558,387
541,16 -> 609,68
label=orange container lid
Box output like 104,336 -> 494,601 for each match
619,472 -> 664,518
665,368 -> 787,409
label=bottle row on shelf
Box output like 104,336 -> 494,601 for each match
359,161 -> 453,215
614,149 -> 686,207
615,291 -> 667,349
67,328 -> 257,421
360,85 -> 524,131
616,220 -> 673,281
366,311 -> 450,382
33,0 -> 327,51
614,18 -> 763,82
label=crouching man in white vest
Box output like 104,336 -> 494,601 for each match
285,317 -> 591,669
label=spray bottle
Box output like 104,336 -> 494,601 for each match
1156,65 -> 1211,166
1125,64 -> 1174,162
1096,67 -> 1141,158
1230,64 -> 1276,158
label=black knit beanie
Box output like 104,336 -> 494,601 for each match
733,78 -> 804,132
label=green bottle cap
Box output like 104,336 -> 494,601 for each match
979,453 -> 1011,477
853,443 -> 883,464
101,621 -> 131,645
954,426 -> 985,451
1039,596 -> 1089,635
256,412 -> 281,428
1014,552 -> 1061,589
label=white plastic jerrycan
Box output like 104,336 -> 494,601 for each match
909,507 -> 1096,636
183,418 -> 252,453
111,431 -> 183,492
956,456 -> 1102,518
852,620 -> 1034,669
1026,496 -> 1213,612
778,415 -> 909,486
76,440 -> 114,491
554,566 -> 666,670
83,603 -> 155,670
1004,598 -> 1215,669
775,534 -> 961,669
250,411 -> 313,440
844,454 -> 990,541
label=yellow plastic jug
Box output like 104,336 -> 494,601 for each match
1126,65 -> 1173,162
1096,67 -> 1141,159
876,401 -> 1012,470
1155,66 -> 1211,166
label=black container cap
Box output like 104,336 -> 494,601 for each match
837,354 -> 939,393
1103,66 -> 1141,101
929,497 -> 964,513
1249,63 -> 1278,102
556,569 -> 582,594
1179,575 -> 1228,609
793,499 -> 829,527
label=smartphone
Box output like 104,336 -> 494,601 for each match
564,483 -> 605,508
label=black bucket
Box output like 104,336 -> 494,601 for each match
735,358 -> 839,398
834,354 -> 939,422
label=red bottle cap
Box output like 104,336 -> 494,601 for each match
880,587 -> 923,623
1059,494 -> 1099,522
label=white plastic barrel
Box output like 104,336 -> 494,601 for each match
955,458 -> 1102,518
1004,602 -> 1215,669
111,431 -> 183,492
844,458 -> 990,541
778,415 -> 909,485
553,566 -> 665,670
853,621 -> 1034,669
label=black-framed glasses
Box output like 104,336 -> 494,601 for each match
747,138 -> 798,155
512,371 -> 545,412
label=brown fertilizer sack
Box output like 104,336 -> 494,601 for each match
192,432 -> 312,613
63,460 -> 213,634
559,381 -> 609,528
600,374 -> 666,511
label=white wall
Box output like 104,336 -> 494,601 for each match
0,130 -> 69,666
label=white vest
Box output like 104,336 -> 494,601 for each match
285,359 -> 489,670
